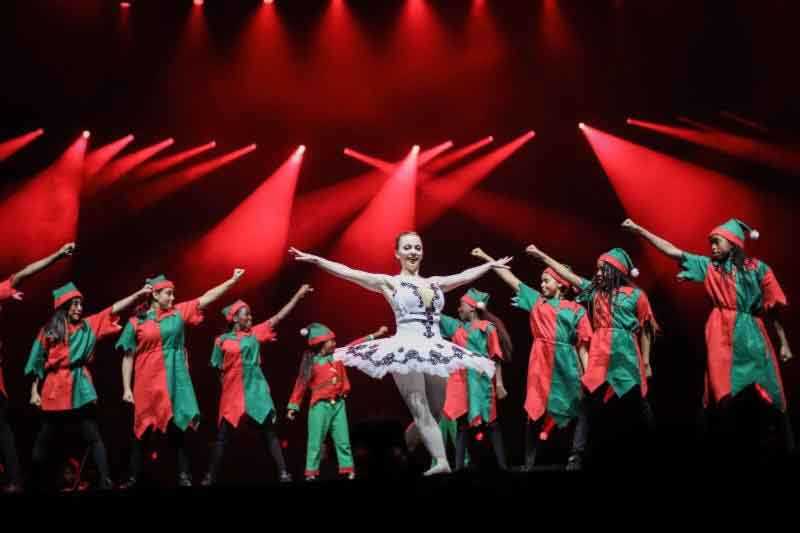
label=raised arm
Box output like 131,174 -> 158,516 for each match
430,256 -> 513,293
471,248 -> 522,292
622,219 -> 684,260
289,247 -> 391,294
198,269 -> 245,310
268,284 -> 313,327
525,244 -> 587,288
111,284 -> 152,315
11,242 -> 75,288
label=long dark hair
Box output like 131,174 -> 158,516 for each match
578,262 -> 634,324
478,309 -> 514,363
44,307 -> 70,345
726,244 -> 747,274
298,348 -> 317,383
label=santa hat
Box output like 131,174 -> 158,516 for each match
53,282 -> 83,310
146,274 -> 175,292
598,248 -> 639,278
461,287 -> 490,310
300,322 -> 336,346
709,218 -> 759,249
222,300 -> 249,323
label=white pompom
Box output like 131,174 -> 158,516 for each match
300,328 -> 309,337
750,229 -> 760,240
476,301 -> 486,310
630,267 -> 640,278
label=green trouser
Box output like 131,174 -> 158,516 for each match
305,398 -> 354,477
431,417 -> 469,468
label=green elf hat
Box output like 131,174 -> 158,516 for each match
146,274 -> 174,292
53,282 -> 83,310
709,218 -> 759,249
300,322 -> 336,346
222,300 -> 249,323
597,248 -> 639,278
461,287 -> 490,310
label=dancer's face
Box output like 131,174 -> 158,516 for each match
321,339 -> 336,354
709,235 -> 732,261
67,298 -> 83,323
594,261 -> 607,284
540,272 -> 561,299
395,234 -> 423,274
235,307 -> 252,330
153,288 -> 175,310
457,300 -> 474,321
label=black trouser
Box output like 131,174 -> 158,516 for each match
699,386 -> 796,465
31,406 -> 111,489
570,385 -> 655,463
0,395 -> 21,486
128,423 -> 191,480
206,418 -> 288,480
455,418 -> 507,471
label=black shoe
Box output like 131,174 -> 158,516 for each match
565,454 -> 583,471
177,473 -> 192,487
2,483 -> 23,494
97,477 -> 113,490
200,473 -> 214,487
117,476 -> 137,490
279,471 -> 292,483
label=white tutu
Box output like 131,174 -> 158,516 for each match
333,277 -> 496,379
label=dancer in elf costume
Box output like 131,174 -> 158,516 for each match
117,269 -> 245,488
26,281 -> 151,490
287,323 -> 389,480
525,244 -> 659,470
439,287 -> 512,471
473,248 -> 592,471
623,217 -> 794,455
0,242 -> 75,493
201,284 -> 314,486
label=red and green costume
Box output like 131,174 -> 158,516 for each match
289,323 -> 365,478
513,275 -> 592,429
25,283 -> 121,411
578,249 -> 658,400
116,276 -> 203,438
439,313 -> 503,427
211,301 -> 278,427
0,276 -> 22,399
678,219 -> 787,410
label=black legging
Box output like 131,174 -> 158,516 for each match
570,385 -> 655,462
128,423 -> 191,480
0,395 -> 21,486
206,418 -> 288,481
455,419 -> 508,471
31,406 -> 111,489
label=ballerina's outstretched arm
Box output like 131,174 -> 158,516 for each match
289,247 -> 392,293
429,256 -> 512,293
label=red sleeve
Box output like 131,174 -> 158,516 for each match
635,291 -> 660,333
252,321 -> 277,343
85,307 -> 122,340
288,373 -> 309,410
175,299 -> 204,327
338,361 -> 351,396
487,326 -> 503,361
575,308 -> 593,346
0,277 -> 17,302
762,266 -> 788,312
